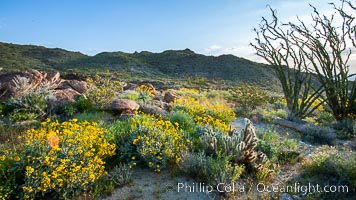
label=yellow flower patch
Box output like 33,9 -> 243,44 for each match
174,96 -> 235,132
21,119 -> 116,199
128,114 -> 189,172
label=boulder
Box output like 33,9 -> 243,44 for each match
45,72 -> 61,89
153,90 -> 162,97
0,69 -> 89,114
152,99 -> 171,111
140,104 -> 167,116
61,72 -> 87,81
164,91 -> 179,103
46,89 -> 82,112
123,83 -> 137,91
51,89 -> 81,105
58,80 -> 87,93
111,99 -> 140,114
0,69 -> 47,100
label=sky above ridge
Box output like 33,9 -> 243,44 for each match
1,0 -> 355,72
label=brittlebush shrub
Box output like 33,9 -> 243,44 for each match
173,97 -> 235,132
229,83 -> 269,110
136,84 -> 155,97
136,84 -> 155,103
86,74 -> 122,109
118,114 -> 189,173
13,119 -> 115,199
0,147 -> 21,200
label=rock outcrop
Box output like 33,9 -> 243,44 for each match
0,70 -> 87,108
140,103 -> 167,116
58,80 -> 87,94
0,70 -> 52,100
111,99 -> 140,114
164,91 -> 179,103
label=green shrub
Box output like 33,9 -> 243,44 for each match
120,90 -> 139,101
273,99 -> 287,109
298,146 -> 356,199
276,139 -> 300,164
334,118 -> 355,139
64,104 -> 77,117
258,129 -> 279,142
301,125 -> 336,145
234,107 -> 252,117
203,90 -> 232,101
257,129 -> 300,164
0,103 -> 3,117
63,96 -> 93,118
229,83 -> 269,111
89,175 -> 115,199
257,140 -> 278,159
107,163 -> 132,187
178,151 -> 245,185
275,109 -> 288,118
169,111 -> 196,134
107,119 -> 132,145
175,88 -> 200,100
316,111 -> 335,125
259,108 -> 287,122
87,162 -> 132,198
9,112 -> 38,122
74,111 -> 108,123
136,84 -> 155,104
74,96 -> 93,112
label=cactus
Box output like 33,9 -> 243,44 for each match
200,134 -> 217,156
199,126 -> 218,156
227,125 -> 238,136
199,119 -> 273,174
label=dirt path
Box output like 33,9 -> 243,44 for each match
101,168 -> 215,200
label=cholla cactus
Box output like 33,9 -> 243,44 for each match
199,119 -> 271,173
219,119 -> 262,165
200,127 -> 218,156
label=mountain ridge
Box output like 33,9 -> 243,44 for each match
0,42 -> 281,90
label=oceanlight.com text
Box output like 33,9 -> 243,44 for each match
256,182 -> 349,195
177,182 -> 349,195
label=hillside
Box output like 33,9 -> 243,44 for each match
0,42 -> 87,71
0,42 -> 280,90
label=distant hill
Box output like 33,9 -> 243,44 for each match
0,42 -> 281,90
0,42 -> 87,70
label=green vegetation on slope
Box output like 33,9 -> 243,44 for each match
0,42 -> 281,90
0,42 -> 87,71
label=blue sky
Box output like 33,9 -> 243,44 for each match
1,0 -> 353,66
